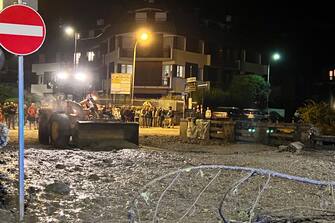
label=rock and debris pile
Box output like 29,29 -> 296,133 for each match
0,137 -> 333,222
278,141 -> 305,154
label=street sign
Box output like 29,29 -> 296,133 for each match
185,81 -> 197,92
197,81 -> 210,90
186,77 -> 196,83
111,73 -> 132,94
0,4 -> 46,55
0,3 -> 45,221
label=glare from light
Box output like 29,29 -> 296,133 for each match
64,26 -> 75,36
140,32 -> 149,41
75,72 -> 87,81
57,72 -> 68,80
272,53 -> 281,61
136,28 -> 152,45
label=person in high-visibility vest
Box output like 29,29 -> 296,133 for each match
27,103 -> 37,130
205,107 -> 212,119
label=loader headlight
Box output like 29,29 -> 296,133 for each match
57,71 -> 69,80
75,72 -> 87,81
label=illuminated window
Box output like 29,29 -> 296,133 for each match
162,65 -> 172,86
330,70 -> 333,81
155,12 -> 167,22
135,12 -> 147,22
87,51 -> 95,62
121,64 -> 132,74
177,65 -> 184,78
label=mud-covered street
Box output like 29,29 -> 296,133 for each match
1,128 -> 335,222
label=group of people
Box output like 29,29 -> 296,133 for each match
99,105 -> 175,128
0,102 -> 39,130
0,102 -> 17,129
189,105 -> 212,120
137,106 -> 175,128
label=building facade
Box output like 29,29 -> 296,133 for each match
30,3 -> 269,105
79,7 -> 211,101
31,6 -> 212,102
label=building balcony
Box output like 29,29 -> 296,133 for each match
172,49 -> 211,68
222,60 -> 240,70
134,85 -> 170,95
239,61 -> 268,75
118,47 -> 172,60
31,84 -> 53,96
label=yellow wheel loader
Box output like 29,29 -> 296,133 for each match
38,100 -> 138,149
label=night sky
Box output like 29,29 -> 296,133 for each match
37,0 -> 335,106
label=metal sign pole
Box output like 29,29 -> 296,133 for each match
17,0 -> 25,220
18,55 -> 25,221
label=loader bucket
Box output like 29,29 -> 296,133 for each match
73,121 -> 139,150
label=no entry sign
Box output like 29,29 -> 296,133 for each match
0,3 -> 46,221
0,4 -> 46,55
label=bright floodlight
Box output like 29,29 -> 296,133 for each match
75,72 -> 87,81
57,72 -> 68,80
64,26 -> 75,36
272,53 -> 281,61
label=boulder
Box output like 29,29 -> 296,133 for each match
289,141 -> 304,154
88,174 -> 100,181
55,164 -> 66,169
45,181 -> 70,195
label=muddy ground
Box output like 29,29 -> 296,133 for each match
0,128 -> 335,222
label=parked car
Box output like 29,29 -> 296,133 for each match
211,107 -> 243,120
268,111 -> 285,123
242,108 -> 266,121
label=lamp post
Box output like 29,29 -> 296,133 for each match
131,41 -> 138,105
131,29 -> 151,105
267,53 -> 281,119
65,26 -> 87,98
64,26 -> 79,72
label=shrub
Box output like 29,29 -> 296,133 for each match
298,100 -> 335,135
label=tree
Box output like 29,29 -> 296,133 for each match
226,74 -> 268,108
0,83 -> 18,103
0,83 -> 42,104
298,100 -> 335,135
192,87 -> 227,108
192,75 -> 268,108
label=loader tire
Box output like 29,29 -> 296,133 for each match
50,113 -> 70,148
38,112 -> 50,145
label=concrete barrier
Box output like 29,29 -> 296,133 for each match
179,119 -> 188,139
180,120 -> 312,146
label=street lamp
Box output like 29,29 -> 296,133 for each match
64,26 -> 80,71
267,52 -> 281,120
131,28 -> 152,105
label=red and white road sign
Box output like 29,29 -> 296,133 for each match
0,5 -> 46,55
